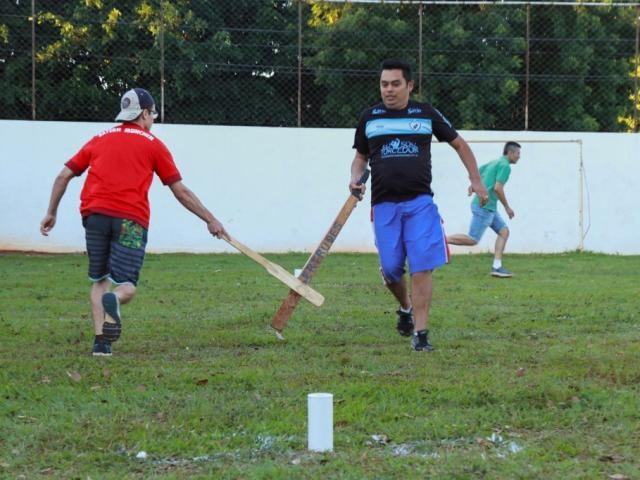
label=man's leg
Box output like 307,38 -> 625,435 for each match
112,283 -> 137,305
372,201 -> 415,336
494,226 -> 509,261
410,271 -> 432,332
448,205 -> 491,246
446,233 -> 477,245
489,213 -> 512,277
84,214 -> 113,346
90,281 -> 136,335
385,275 -> 411,311
490,226 -> 511,276
403,196 -> 447,351
102,219 -> 148,341
91,279 -> 111,335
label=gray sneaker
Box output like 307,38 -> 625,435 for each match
491,266 -> 513,278
412,330 -> 435,352
102,292 -> 122,341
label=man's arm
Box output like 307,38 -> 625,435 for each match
168,180 -> 228,238
494,182 -> 514,219
349,151 -> 369,199
40,166 -> 76,236
448,135 -> 488,206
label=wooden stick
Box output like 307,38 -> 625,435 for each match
224,235 -> 324,307
271,169 -> 369,332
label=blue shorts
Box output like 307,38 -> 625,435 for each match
468,204 -> 508,242
372,194 -> 449,284
83,214 -> 148,286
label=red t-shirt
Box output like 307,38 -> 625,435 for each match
65,124 -> 182,229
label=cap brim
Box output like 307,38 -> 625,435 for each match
115,109 -> 142,122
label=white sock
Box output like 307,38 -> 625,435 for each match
399,305 -> 412,313
493,259 -> 502,269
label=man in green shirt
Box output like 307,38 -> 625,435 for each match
447,142 -> 521,277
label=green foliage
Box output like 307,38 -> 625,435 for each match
306,5 -> 416,127
0,2 -> 638,130
0,1 -> 299,124
424,5 -> 527,129
1,251 -> 639,478
528,4 -> 634,131
0,1 -> 32,118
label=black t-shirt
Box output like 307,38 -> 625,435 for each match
353,100 -> 458,205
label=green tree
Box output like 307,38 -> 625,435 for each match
1,1 -> 637,131
528,4 -> 636,131
1,0 -> 301,125
0,1 -> 33,119
617,61 -> 640,132
305,3 -> 524,129
157,0 -> 300,125
421,4 -> 525,130
305,3 -> 416,128
305,5 -> 416,127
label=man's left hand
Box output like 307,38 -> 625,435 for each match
506,207 -> 515,219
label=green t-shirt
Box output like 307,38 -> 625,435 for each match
472,156 -> 511,212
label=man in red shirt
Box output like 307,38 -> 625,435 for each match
40,88 -> 228,356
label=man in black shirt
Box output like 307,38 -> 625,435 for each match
350,59 -> 488,351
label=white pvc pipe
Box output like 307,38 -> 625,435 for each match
308,393 -> 333,452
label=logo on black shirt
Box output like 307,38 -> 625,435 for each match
409,121 -> 422,132
381,138 -> 419,157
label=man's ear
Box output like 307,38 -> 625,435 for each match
407,80 -> 414,93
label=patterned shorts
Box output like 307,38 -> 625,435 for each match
83,214 -> 148,286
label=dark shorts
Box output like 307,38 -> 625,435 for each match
83,214 -> 148,286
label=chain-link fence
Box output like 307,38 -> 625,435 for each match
1,1 -> 639,131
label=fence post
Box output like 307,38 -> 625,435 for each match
160,1 -> 165,123
31,0 -> 36,120
418,2 -> 423,100
524,2 -> 530,131
297,0 -> 302,127
578,140 -> 584,251
634,5 -> 639,132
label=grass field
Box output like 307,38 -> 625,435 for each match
1,251 -> 639,479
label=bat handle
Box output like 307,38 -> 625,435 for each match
351,168 -> 370,199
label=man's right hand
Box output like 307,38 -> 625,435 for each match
348,180 -> 366,200
470,179 -> 489,206
40,214 -> 56,236
207,218 -> 228,239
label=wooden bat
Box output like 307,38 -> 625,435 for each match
224,235 -> 325,307
270,169 -> 370,333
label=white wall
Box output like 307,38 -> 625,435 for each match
1,120 -> 638,254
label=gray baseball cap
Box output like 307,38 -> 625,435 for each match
115,88 -> 158,121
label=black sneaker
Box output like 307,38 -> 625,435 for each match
102,292 -> 122,342
92,338 -> 112,357
412,330 -> 435,352
396,308 -> 414,337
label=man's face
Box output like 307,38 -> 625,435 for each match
380,69 -> 413,110
507,147 -> 521,164
141,107 -> 156,131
